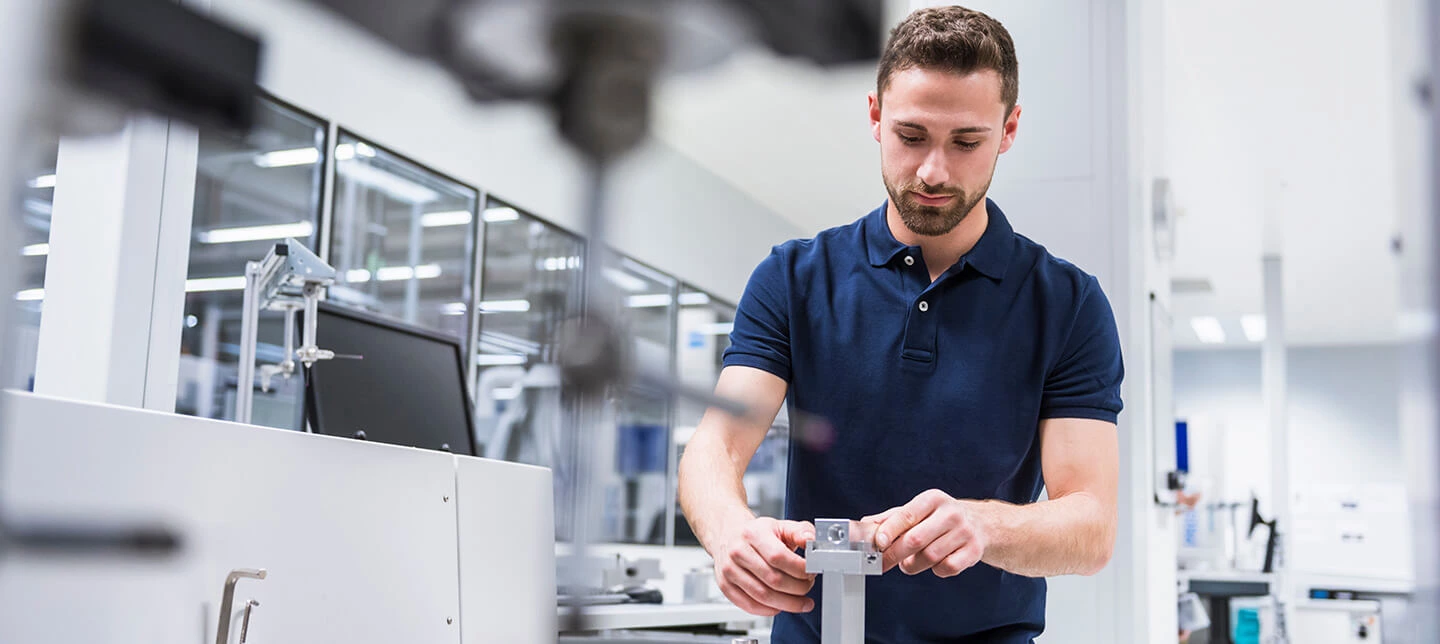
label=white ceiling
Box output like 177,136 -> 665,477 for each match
648,0 -> 1421,350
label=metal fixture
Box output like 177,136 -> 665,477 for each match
805,519 -> 881,644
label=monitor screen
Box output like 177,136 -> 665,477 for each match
305,303 -> 477,457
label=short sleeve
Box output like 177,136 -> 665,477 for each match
1040,276 -> 1124,423
722,247 -> 792,382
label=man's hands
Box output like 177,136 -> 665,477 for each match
712,517 -> 817,616
861,489 -> 990,578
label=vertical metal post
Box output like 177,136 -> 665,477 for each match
404,201 -> 422,324
235,261 -> 262,425
1262,174 -> 1290,641
821,572 -> 866,644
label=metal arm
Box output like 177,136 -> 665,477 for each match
236,239 -> 336,425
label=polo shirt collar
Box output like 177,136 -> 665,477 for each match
864,198 -> 1014,281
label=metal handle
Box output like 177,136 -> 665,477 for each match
215,568 -> 266,644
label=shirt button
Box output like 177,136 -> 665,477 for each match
904,256 -> 915,266
918,301 -> 929,312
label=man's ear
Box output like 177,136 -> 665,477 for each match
998,104 -> 1021,154
868,91 -> 882,143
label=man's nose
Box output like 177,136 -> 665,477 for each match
916,148 -> 949,189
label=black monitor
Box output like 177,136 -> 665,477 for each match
303,303 -> 477,457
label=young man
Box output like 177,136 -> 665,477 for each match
677,5 -> 1123,643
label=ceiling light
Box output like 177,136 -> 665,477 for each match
185,276 -> 248,292
1190,316 -> 1226,344
421,210 -> 473,228
604,267 -> 650,292
482,206 -> 520,223
27,174 -> 55,189
479,299 -> 531,313
254,147 -> 320,168
678,292 -> 711,306
197,221 -> 314,244
21,243 -> 48,257
627,294 -> 673,308
15,288 -> 43,301
334,142 -> 377,162
442,302 -> 469,316
1241,315 -> 1266,342
540,256 -> 581,271
347,264 -> 443,283
477,354 -> 527,366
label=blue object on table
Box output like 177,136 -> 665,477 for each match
1234,607 -> 1260,644
1175,420 -> 1190,473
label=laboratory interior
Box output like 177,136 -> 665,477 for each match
2,0 -> 1439,643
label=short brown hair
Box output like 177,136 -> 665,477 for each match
877,5 -> 1019,114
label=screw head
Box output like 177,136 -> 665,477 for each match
446,617 -> 453,625
443,496 -> 450,502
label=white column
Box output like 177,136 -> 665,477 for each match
33,117 -> 196,410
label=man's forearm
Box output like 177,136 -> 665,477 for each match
677,433 -> 756,553
966,492 -> 1115,577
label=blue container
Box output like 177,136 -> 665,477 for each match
1234,607 -> 1261,644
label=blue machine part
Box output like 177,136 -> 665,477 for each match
1175,420 -> 1190,473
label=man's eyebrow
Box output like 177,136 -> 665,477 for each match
893,120 -> 992,135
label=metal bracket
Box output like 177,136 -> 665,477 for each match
805,519 -> 881,644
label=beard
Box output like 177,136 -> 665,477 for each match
883,169 -> 994,237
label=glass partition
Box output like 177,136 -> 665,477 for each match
327,131 -> 478,347
176,97 -> 326,428
471,199 -> 586,465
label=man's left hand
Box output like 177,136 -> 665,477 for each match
861,489 -> 988,578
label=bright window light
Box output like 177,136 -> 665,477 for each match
345,269 -> 372,283
540,256 -> 581,271
185,276 -> 248,292
15,288 -> 44,301
442,302 -> 468,316
493,386 -> 521,401
354,264 -> 443,282
627,294 -> 673,308
482,207 -> 520,223
678,292 -> 711,306
21,243 -> 49,257
336,162 -> 439,204
477,354 -> 527,366
334,142 -> 377,162
28,174 -> 55,189
254,147 -> 321,168
197,222 -> 314,245
421,210 -> 473,228
1241,315 -> 1266,342
479,299 -> 531,313
1190,316 -> 1226,344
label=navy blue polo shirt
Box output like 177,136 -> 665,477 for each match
723,199 -> 1123,643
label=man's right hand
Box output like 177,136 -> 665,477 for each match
712,517 -> 817,616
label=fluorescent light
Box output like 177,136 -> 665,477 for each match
477,354 -> 527,366
479,299 -> 531,313
28,174 -> 55,189
482,207 -> 520,223
347,264 -> 443,283
421,210 -> 473,228
697,322 -> 734,335
1241,315 -> 1266,342
604,267 -> 650,292
678,292 -> 711,306
254,147 -> 320,168
336,162 -> 440,204
442,302 -> 468,316
15,288 -> 43,301
185,276 -> 248,292
627,294 -> 673,308
333,142 -> 377,162
21,243 -> 48,257
540,256 -> 581,271
1190,316 -> 1226,344
197,221 -> 314,244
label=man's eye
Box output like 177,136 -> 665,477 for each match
956,140 -> 981,151
898,134 -> 923,145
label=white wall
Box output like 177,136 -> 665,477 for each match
205,0 -> 803,302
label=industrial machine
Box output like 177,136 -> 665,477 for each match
805,519 -> 883,644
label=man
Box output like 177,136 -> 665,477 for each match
677,5 -> 1123,643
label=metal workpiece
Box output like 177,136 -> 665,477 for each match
805,519 -> 882,644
